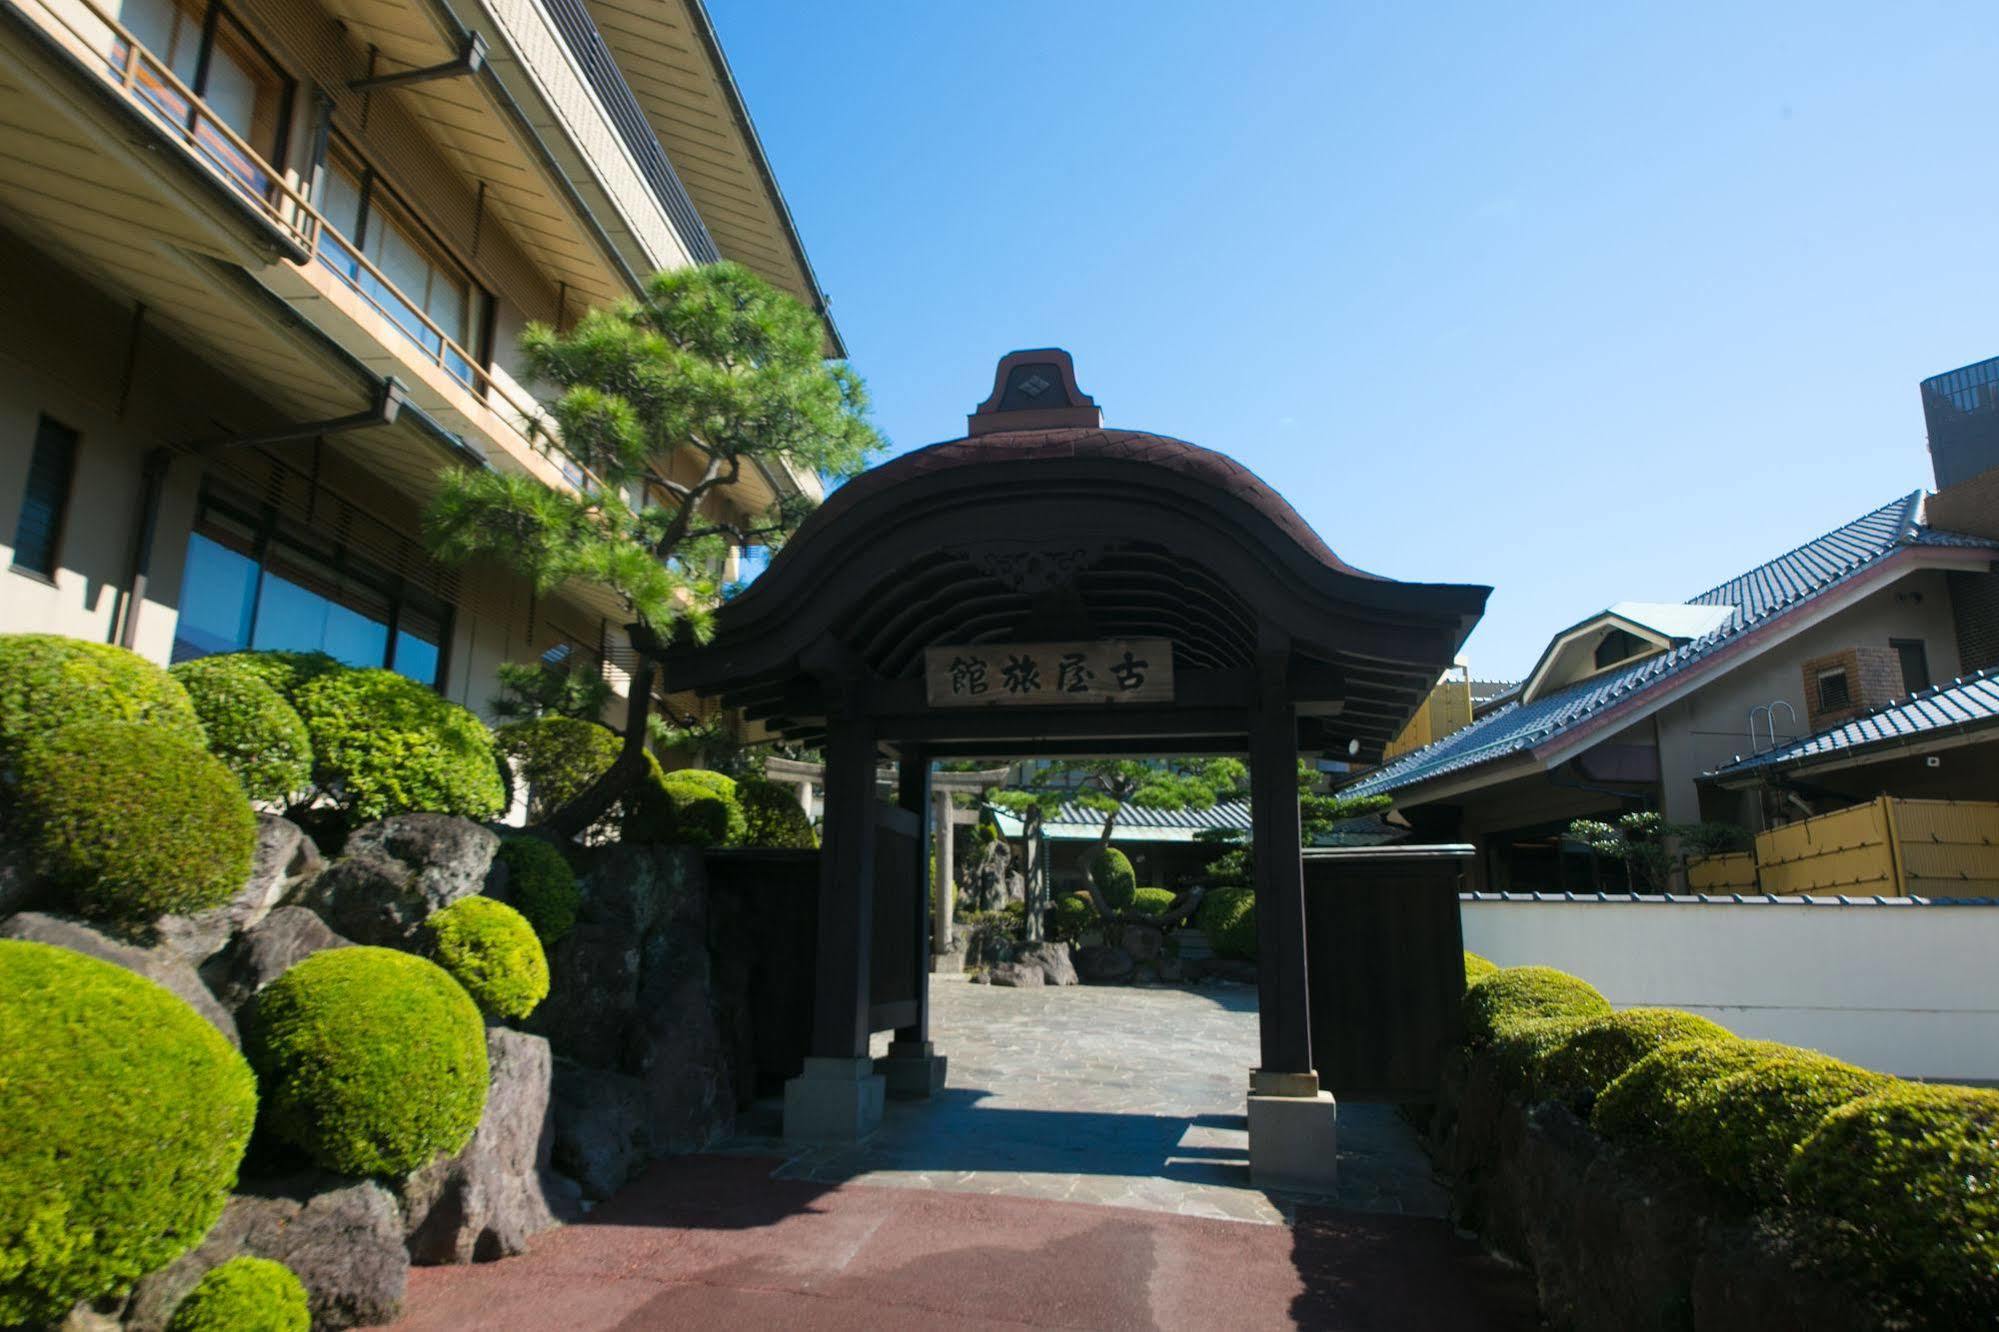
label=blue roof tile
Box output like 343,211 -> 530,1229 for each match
1347,492 -> 1996,799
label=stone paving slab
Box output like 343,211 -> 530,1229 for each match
718,976 -> 1451,1225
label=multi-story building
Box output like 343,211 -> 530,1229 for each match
0,0 -> 836,719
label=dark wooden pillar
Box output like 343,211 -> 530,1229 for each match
811,706 -> 877,1060
1251,662 -> 1315,1080
896,747 -> 932,1046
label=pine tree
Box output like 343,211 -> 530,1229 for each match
424,262 -> 881,837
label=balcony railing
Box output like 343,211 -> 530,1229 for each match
19,0 -> 602,494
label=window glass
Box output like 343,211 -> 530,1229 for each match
11,416 -> 79,578
1892,639 -> 1930,695
171,529 -> 258,660
394,629 -> 440,686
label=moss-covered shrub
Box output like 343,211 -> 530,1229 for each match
1489,1017 -> 1596,1092
1088,847 -> 1137,913
496,835 -> 579,945
1678,1051 -> 1890,1202
1047,893 -> 1094,943
0,633 -> 202,770
737,776 -> 816,848
1592,1037 -> 1789,1142
244,947 -> 488,1176
1788,1082 -> 1999,1318
1532,1008 -> 1735,1104
1130,886 -> 1176,918
494,716 -> 621,823
626,768 -> 747,847
425,896 -> 550,1019
1198,886 -> 1258,960
0,940 -> 257,1325
293,667 -> 505,822
165,1257 -> 309,1332
1462,965 -> 1612,1045
220,650 -> 345,702
171,656 -> 313,803
1464,951 -> 1498,983
16,720 -> 257,919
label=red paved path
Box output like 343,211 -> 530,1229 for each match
383,1155 -> 1541,1331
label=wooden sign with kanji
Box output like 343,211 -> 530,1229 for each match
923,639 -> 1174,707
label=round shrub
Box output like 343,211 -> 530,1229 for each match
293,667 -> 505,822
425,896 -> 550,1020
1048,893 -> 1094,943
1464,951 -> 1498,983
1198,886 -> 1258,960
496,835 -> 579,945
0,940 -> 256,1325
627,769 -> 747,847
1680,1051 -> 1890,1202
171,656 -> 313,803
244,947 -> 488,1177
668,768 -> 737,801
1533,1008 -> 1735,1104
1088,847 -> 1137,913
1462,966 -> 1611,1044
738,776 -> 816,848
0,633 -> 201,769
1130,886 -> 1177,918
1489,1017 -> 1596,1092
495,716 -> 621,823
219,650 -> 344,702
1788,1082 -> 1999,1317
17,720 -> 257,918
1593,1037 -> 1789,1142
165,1257 -> 309,1332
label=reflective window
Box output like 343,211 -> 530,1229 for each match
114,0 -> 289,199
172,494 -> 449,686
10,416 -> 79,578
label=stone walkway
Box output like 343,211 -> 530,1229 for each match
721,976 -> 1450,1224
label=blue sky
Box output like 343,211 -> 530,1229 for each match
713,1 -> 1999,680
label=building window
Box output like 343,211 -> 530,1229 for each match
114,0 -> 292,200
11,416 -> 79,579
171,492 -> 449,685
316,142 -> 487,390
1594,627 -> 1647,671
1816,665 -> 1853,712
1891,639 -> 1930,695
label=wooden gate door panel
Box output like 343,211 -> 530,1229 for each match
869,802 -> 921,1031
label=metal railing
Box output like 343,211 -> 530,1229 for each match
21,0 -> 603,494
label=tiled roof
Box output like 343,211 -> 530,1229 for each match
1462,891 -> 1999,907
1706,667 -> 1999,778
1346,492 -> 1995,800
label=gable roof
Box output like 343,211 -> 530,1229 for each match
1706,667 -> 1999,783
1345,492 -> 1997,802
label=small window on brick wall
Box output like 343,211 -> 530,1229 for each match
1817,665 -> 1853,711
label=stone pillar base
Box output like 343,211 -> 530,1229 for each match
783,1056 -> 885,1142
1248,1091 -> 1339,1194
875,1040 -> 948,1100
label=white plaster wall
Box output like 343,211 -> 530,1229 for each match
1463,898 -> 1999,1082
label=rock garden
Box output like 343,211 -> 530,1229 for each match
0,632 -> 815,1330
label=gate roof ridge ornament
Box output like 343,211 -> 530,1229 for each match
969,348 -> 1102,435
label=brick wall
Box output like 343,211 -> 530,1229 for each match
1801,645 -> 1903,729
1950,571 -> 1999,673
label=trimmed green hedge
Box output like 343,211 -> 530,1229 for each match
293,667 -> 505,822
1198,886 -> 1257,960
1087,847 -> 1137,913
737,776 -> 816,848
165,1257 -> 309,1332
1464,951 -> 1498,983
1130,886 -> 1176,917
1047,893 -> 1094,943
220,650 -> 344,702
17,720 -> 257,919
245,947 -> 488,1176
496,835 -> 579,945
627,768 -> 747,847
0,633 -> 202,769
426,896 -> 550,1019
1462,965 -> 1612,1044
0,940 -> 257,1325
1787,1083 -> 1999,1316
494,716 -> 621,823
1682,1051 -> 1890,1202
1532,1008 -> 1735,1104
172,656 -> 313,803
668,768 -> 737,800
1592,1037 -> 1788,1142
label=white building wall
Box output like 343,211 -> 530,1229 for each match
1463,897 -> 1999,1083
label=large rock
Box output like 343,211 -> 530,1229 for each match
575,842 -> 706,937
528,922 -> 642,1068
305,814 -> 495,946
122,1175 -> 407,1331
201,906 -> 351,1013
154,816 -> 323,964
400,1027 -> 560,1264
550,1061 -> 650,1200
631,928 -> 733,1152
987,961 -> 1045,987
1074,944 -> 1135,984
1011,941 -> 1077,986
0,912 -> 237,1045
